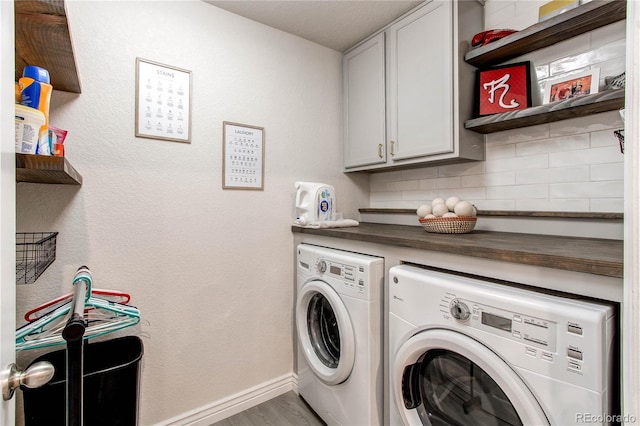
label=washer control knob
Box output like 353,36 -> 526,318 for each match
317,260 -> 327,273
450,300 -> 470,321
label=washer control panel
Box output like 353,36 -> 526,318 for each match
315,257 -> 365,291
297,245 -> 383,302
444,296 -> 558,352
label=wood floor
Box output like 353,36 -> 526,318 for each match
212,391 -> 325,426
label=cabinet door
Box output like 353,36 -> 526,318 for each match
387,1 -> 453,161
343,33 -> 386,169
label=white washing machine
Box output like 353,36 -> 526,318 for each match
296,244 -> 384,425
388,265 -> 618,426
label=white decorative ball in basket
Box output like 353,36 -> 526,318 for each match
416,197 -> 478,234
418,216 -> 477,234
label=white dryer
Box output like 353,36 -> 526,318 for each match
388,265 -> 618,426
296,244 -> 384,426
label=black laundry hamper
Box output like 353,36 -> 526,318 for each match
21,336 -> 143,426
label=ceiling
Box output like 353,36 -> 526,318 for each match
205,1 -> 425,52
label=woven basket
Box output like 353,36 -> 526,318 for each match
419,216 -> 477,234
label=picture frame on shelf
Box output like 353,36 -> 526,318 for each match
474,61 -> 534,117
543,68 -> 600,104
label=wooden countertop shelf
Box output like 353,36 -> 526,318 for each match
292,222 -> 623,278
464,0 -> 627,68
16,153 -> 82,185
15,0 -> 81,93
465,89 -> 625,134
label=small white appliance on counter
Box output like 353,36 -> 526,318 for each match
294,182 -> 336,225
296,244 -> 384,425
389,264 -> 618,426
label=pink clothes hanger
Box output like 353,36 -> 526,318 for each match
24,289 -> 131,322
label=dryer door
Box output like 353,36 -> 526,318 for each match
296,280 -> 355,385
393,329 -> 549,425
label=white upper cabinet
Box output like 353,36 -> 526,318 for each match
343,0 -> 485,172
387,1 -> 452,160
343,33 -> 386,168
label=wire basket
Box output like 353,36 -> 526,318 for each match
16,232 -> 58,284
419,217 -> 477,234
614,130 -> 624,154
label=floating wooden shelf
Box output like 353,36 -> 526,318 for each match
464,88 -> 625,134
464,0 -> 627,68
15,0 -> 81,93
16,153 -> 82,185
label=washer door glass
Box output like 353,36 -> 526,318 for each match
296,280 -> 355,385
307,293 -> 340,368
393,329 -> 549,426
404,349 -> 521,425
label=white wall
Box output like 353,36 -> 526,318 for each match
14,1 -> 367,424
371,1 -> 626,213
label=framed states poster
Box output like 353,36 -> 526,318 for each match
223,122 -> 265,190
135,58 -> 192,143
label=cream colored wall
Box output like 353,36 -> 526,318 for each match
14,1 -> 367,424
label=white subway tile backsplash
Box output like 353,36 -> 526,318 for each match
477,199 -> 516,210
550,146 -> 623,167
370,200 -> 416,209
484,0 -> 514,17
441,187 -> 487,202
402,190 -> 439,202
513,1 -> 545,29
484,2 -> 517,29
535,64 -> 550,80
548,165 -> 590,183
369,171 -> 402,183
550,40 -> 624,76
486,124 -> 549,144
419,176 -> 461,190
488,184 -> 549,200
515,168 -> 552,185
368,1 -> 624,213
514,166 -> 589,185
437,161 -> 486,177
387,180 -> 420,192
516,34 -> 591,67
591,128 -> 623,148
549,111 -> 622,136
550,181 -> 623,199
550,57 -> 593,76
516,134 -> 589,156
370,181 -> 388,193
486,154 -> 549,173
591,198 -> 624,213
516,198 -> 590,211
591,21 -> 627,49
371,191 -> 404,203
400,167 -> 438,181
462,171 -> 515,187
591,163 -> 624,181
396,200 -> 425,209
548,150 -> 587,167
486,142 -> 516,160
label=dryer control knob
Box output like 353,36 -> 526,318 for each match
450,300 -> 470,321
317,260 -> 327,273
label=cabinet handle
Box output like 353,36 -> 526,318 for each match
390,141 -> 395,157
378,144 -> 383,158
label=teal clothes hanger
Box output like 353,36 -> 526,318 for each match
16,267 -> 141,352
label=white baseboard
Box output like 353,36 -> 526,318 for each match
157,373 -> 298,426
